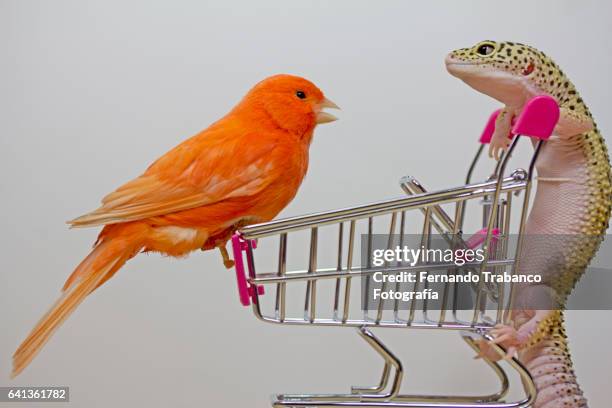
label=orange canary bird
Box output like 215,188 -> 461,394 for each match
12,74 -> 339,377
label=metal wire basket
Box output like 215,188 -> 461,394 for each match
229,96 -> 560,408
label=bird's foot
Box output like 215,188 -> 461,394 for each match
218,245 -> 235,269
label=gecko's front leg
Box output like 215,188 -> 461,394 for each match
488,106 -> 514,161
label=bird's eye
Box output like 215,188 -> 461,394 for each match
296,90 -> 306,99
476,43 -> 496,56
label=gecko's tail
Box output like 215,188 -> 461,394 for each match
519,311 -> 588,408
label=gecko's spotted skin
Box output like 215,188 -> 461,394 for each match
447,41 -> 611,408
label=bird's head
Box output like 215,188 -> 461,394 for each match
241,74 -> 339,137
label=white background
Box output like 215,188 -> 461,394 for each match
1,1 -> 611,407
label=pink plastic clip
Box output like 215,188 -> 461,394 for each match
479,109 -> 501,144
480,96 -> 559,144
511,95 -> 560,140
479,109 -> 515,144
231,233 -> 264,307
465,228 -> 500,249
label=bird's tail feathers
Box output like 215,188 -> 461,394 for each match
12,225 -> 146,378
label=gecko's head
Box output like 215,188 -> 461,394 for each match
445,40 -> 566,106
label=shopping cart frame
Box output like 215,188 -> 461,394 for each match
229,96 -> 560,408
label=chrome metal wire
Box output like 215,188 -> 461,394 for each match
234,135 -> 542,408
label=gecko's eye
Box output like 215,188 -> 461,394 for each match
476,43 -> 496,56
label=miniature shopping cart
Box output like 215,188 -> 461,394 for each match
229,96 -> 561,408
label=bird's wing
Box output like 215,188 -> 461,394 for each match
68,128 -> 280,228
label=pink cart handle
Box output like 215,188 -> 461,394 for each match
465,228 -> 500,249
479,109 -> 502,144
480,95 -> 559,144
512,95 -> 559,140
231,233 -> 264,307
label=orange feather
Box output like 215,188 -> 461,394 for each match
12,74 -> 338,377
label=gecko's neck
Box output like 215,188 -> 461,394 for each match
455,67 -> 542,111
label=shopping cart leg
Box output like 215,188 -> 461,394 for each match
350,327 -> 403,397
271,329 -> 536,408
460,332 -> 510,402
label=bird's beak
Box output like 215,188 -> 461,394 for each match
316,97 -> 340,124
